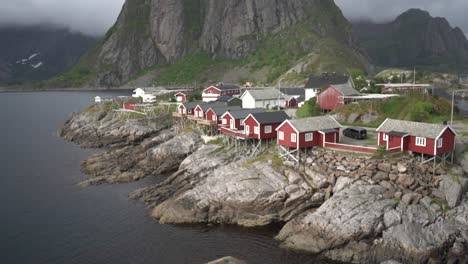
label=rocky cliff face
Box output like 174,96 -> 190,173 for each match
86,0 -> 366,86
353,9 -> 468,68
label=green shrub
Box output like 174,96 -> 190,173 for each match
296,98 -> 321,118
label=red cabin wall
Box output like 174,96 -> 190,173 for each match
378,132 -> 386,146
220,89 -> 240,96
317,87 -> 344,111
178,104 -> 185,114
388,136 -> 402,149
407,136 -> 435,155
298,131 -> 320,149
194,105 -> 204,118
436,129 -> 456,155
243,116 -> 259,138
260,123 -> 281,139
205,109 -> 216,121
123,103 -> 137,111
277,122 -> 298,148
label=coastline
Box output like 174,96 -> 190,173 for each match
0,86 -> 133,93
60,100 -> 468,264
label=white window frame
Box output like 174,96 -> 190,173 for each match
222,119 -> 227,125
383,133 -> 388,141
279,131 -> 284,140
291,133 -> 297,143
305,132 -> 313,142
264,125 -> 272,134
437,138 -> 443,148
415,137 -> 426,147
254,126 -> 260,135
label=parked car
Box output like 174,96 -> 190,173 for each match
343,127 -> 367,140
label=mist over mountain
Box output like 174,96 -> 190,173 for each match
0,25 -> 98,85
352,9 -> 468,70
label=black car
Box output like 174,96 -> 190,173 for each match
343,127 -> 367,140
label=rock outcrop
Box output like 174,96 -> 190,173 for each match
131,145 -> 321,227
60,102 -> 171,148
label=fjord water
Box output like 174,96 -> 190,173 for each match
0,92 -> 317,264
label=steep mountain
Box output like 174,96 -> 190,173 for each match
353,9 -> 468,69
0,25 -> 98,85
59,0 -> 369,87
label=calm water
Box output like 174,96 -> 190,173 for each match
0,92 -> 318,264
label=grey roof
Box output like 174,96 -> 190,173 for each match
387,131 -> 408,137
216,96 -> 240,102
376,119 -> 451,139
279,88 -> 305,97
139,87 -> 160,93
208,106 -> 242,115
181,102 -> 199,109
305,73 -> 350,88
197,102 -> 228,111
250,111 -> 290,124
244,89 -> 285,100
287,116 -> 341,133
331,83 -> 360,96
226,108 -> 265,119
214,84 -> 240,91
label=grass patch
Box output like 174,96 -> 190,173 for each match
244,151 -> 283,169
296,98 -> 321,118
207,138 -> 223,145
152,51 -> 233,85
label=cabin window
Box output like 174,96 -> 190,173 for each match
305,133 -> 313,142
222,119 -> 227,125
437,138 -> 443,148
279,131 -> 284,140
416,137 -> 426,147
254,126 -> 260,135
383,133 -> 388,141
291,133 -> 297,143
264,126 -> 272,134
212,115 -> 216,121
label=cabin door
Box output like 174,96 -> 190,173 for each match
230,119 -> 235,129
245,125 -> 250,135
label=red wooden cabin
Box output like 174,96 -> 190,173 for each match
205,106 -> 242,124
243,111 -> 290,140
376,118 -> 457,156
276,116 -> 341,149
175,92 -> 187,102
285,97 -> 298,108
177,102 -> 198,115
193,102 -> 227,119
202,84 -> 241,102
317,84 -> 360,111
220,109 -> 265,130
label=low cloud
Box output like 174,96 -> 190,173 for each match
335,0 -> 468,34
0,0 -> 126,36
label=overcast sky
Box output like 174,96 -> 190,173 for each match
0,0 -> 467,36
0,0 -> 125,36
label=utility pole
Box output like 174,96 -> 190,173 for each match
278,80 -> 281,111
451,87 -> 455,125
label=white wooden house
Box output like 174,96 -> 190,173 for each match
240,89 -> 286,109
132,88 -> 158,103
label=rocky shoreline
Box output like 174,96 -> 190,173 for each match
61,102 -> 468,263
